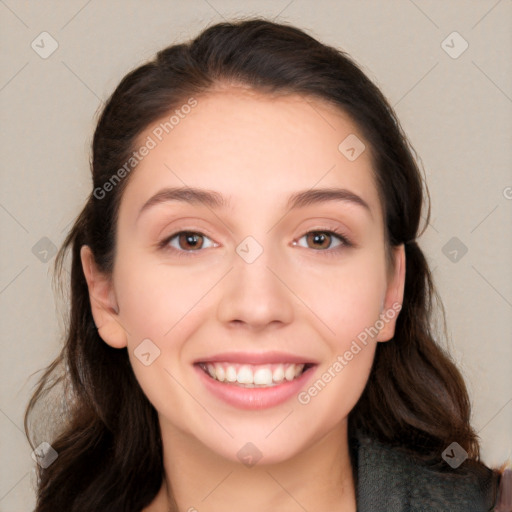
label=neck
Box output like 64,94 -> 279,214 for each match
150,420 -> 357,512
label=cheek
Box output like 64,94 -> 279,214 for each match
114,256 -> 218,343
291,251 -> 387,346
296,342 -> 376,438
296,261 -> 384,422
115,245 -> 388,354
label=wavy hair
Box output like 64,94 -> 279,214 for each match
25,17 -> 499,511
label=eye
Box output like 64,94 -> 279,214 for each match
158,228 -> 353,257
161,231 -> 216,252
294,229 -> 353,251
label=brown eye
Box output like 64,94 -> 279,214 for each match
177,232 -> 204,250
161,231 -> 216,253
305,232 -> 332,249
293,230 -> 352,254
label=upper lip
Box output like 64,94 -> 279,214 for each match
194,351 -> 318,365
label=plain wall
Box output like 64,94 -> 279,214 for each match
0,1 -> 511,509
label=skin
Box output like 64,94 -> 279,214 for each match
81,86 -> 406,512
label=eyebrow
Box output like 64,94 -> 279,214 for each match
137,186 -> 373,220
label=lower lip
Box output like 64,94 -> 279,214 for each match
194,364 -> 317,410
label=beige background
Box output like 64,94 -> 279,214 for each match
1,1 -> 511,509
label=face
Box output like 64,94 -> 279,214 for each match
82,86 -> 405,465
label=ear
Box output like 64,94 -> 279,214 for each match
376,244 -> 406,343
80,245 -> 127,349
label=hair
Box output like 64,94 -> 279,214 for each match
25,17 -> 501,511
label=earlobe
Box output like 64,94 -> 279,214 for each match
80,245 -> 127,349
376,244 -> 406,343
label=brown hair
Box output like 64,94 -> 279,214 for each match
25,17 -> 498,511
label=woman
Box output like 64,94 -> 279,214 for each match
25,18 -> 508,511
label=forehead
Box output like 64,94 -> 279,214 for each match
120,87 -> 382,224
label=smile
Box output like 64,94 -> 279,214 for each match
193,354 -> 318,410
198,362 -> 314,388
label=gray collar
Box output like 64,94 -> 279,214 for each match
351,429 -> 499,511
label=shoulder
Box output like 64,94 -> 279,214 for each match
352,430 -> 500,512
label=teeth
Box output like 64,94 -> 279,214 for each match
272,366 -> 285,383
214,363 -> 225,382
284,365 -> 296,381
225,365 -> 237,382
207,365 -> 216,378
253,368 -> 273,385
236,365 -> 253,384
203,362 -> 306,387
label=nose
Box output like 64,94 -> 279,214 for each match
216,243 -> 295,331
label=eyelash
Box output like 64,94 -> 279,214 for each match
158,228 -> 354,258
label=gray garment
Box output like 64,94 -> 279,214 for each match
352,430 -> 500,511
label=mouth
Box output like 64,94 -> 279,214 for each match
196,361 -> 316,388
192,352 -> 318,409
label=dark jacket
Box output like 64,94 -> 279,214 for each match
351,430 -> 502,511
